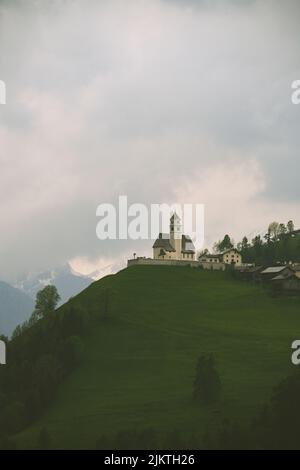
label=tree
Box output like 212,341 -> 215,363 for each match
241,236 -> 249,250
287,220 -> 295,233
216,235 -> 233,253
249,372 -> 300,449
268,222 -> 280,241
252,235 -> 263,248
11,325 -> 22,340
264,228 -> 271,244
102,287 -> 115,320
239,236 -> 252,263
62,336 -> 84,370
278,223 -> 287,238
33,354 -> 61,404
34,285 -> 60,319
193,354 -> 221,405
269,373 -> 300,447
198,248 -> 209,259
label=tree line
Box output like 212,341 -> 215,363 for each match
201,220 -> 300,266
0,283 -> 112,448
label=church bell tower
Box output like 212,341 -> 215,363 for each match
170,212 -> 182,258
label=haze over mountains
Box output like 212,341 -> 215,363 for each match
15,264 -> 93,305
0,264 -> 94,337
0,281 -> 34,337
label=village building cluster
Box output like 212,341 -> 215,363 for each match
237,264 -> 300,293
127,213 -> 300,293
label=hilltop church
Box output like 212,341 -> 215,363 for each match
152,213 -> 196,261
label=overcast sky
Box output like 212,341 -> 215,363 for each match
0,0 -> 300,281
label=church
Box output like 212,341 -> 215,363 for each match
152,213 -> 196,261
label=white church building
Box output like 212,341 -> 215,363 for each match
127,212 -> 242,269
152,213 -> 196,261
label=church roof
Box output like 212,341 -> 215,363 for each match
153,232 -> 195,254
170,212 -> 181,223
181,234 -> 195,253
152,234 -> 176,252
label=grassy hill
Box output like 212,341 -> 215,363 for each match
16,265 -> 300,449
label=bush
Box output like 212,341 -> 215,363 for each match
193,354 -> 221,405
37,427 -> 52,449
62,336 -> 84,370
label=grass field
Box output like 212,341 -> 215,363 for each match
16,265 -> 300,448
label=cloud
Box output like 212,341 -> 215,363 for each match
175,157 -> 300,247
0,0 -> 300,280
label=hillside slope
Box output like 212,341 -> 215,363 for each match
0,281 -> 34,336
17,265 -> 300,448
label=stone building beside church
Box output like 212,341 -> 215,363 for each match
199,248 -> 242,268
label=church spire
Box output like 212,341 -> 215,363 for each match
170,212 -> 182,240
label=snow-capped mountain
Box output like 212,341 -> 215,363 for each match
16,264 -> 93,305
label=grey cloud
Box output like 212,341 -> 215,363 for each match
0,0 -> 300,280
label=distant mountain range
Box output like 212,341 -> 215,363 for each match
0,264 -> 95,336
15,264 -> 93,305
0,281 -> 34,337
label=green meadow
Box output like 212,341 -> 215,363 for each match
17,265 -> 300,448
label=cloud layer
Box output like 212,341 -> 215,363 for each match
0,0 -> 300,280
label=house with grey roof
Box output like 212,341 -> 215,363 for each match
291,264 -> 300,277
271,273 -> 300,292
260,266 -> 294,281
199,248 -> 242,270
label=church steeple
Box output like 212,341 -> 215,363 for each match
170,212 -> 182,256
152,211 -> 195,261
170,212 -> 182,240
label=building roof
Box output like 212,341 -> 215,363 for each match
152,234 -> 176,252
199,253 -> 222,259
222,248 -> 241,255
170,212 -> 181,223
152,233 -> 195,254
237,266 -> 263,273
200,249 -> 240,260
290,229 -> 300,236
271,272 -> 300,281
261,266 -> 288,274
247,266 -> 264,272
181,234 -> 195,254
271,273 -> 292,281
